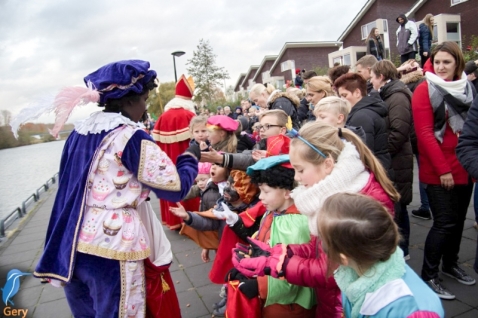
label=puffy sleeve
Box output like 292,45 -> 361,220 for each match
122,129 -> 198,202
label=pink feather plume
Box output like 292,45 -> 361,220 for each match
49,84 -> 100,138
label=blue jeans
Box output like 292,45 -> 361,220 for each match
415,154 -> 430,211
474,183 -> 478,222
396,202 -> 410,256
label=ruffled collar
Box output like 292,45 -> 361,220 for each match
74,111 -> 144,135
290,141 -> 369,236
334,248 -> 405,318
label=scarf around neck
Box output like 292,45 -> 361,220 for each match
290,141 -> 369,236
425,71 -> 474,143
334,248 -> 406,318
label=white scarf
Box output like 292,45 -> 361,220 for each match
425,71 -> 468,96
291,141 -> 370,236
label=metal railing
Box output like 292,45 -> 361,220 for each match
0,172 -> 59,238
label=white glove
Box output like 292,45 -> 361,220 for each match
213,202 -> 239,226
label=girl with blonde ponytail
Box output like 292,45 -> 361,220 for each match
232,121 -> 399,318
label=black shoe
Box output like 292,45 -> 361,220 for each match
442,266 -> 476,285
425,278 -> 455,300
411,208 -> 431,220
212,297 -> 226,310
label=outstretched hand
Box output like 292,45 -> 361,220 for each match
212,202 -> 239,226
200,147 -> 223,164
169,202 -> 190,221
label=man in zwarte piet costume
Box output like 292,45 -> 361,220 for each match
13,60 -> 200,317
152,75 -> 199,230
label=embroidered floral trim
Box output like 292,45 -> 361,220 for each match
138,140 -> 181,191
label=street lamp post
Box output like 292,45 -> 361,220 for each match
171,51 -> 185,82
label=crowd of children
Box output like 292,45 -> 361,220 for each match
153,43 -> 478,318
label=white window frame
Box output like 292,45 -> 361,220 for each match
361,21 -> 377,40
451,0 -> 468,6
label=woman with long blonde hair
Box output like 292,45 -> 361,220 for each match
419,14 -> 434,67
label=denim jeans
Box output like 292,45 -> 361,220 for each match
415,154 -> 430,211
395,202 -> 410,256
474,183 -> 478,223
421,183 -> 473,280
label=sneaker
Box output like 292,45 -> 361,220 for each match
219,285 -> 226,298
212,297 -> 226,310
404,254 -> 410,261
425,278 -> 455,300
442,266 -> 476,285
411,208 -> 431,220
212,303 -> 226,317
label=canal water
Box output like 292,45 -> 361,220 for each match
0,140 -> 65,220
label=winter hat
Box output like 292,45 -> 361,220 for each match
198,162 -> 212,175
295,68 -> 301,75
464,61 -> 478,75
207,115 -> 239,132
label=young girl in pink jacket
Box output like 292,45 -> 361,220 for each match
233,122 -> 400,318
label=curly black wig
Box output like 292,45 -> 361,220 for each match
249,165 -> 295,190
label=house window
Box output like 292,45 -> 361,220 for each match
433,24 -> 438,43
451,0 -> 468,5
361,21 -> 377,40
343,54 -> 351,66
446,22 -> 460,43
356,52 -> 366,61
333,57 -> 342,66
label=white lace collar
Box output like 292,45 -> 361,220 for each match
74,111 -> 144,135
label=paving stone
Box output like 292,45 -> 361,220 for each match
170,269 -> 194,293
453,308 -> 478,318
12,284 -> 44,308
177,289 -> 209,318
33,297 -> 72,318
442,300 -> 473,318
38,284 -> 67,303
196,283 -> 223,314
2,239 -> 44,256
462,227 -> 478,241
0,248 -> 40,267
171,238 -> 201,253
175,248 -> 205,268
185,262 -> 214,288
438,274 -> 478,308
10,231 -> 46,245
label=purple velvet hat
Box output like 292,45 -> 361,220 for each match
83,60 -> 157,105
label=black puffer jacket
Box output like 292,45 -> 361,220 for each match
379,80 -> 414,205
457,95 -> 478,179
268,91 -> 300,130
346,93 -> 391,171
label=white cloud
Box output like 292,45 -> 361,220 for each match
0,0 -> 368,123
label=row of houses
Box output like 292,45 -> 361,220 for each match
233,0 -> 477,98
